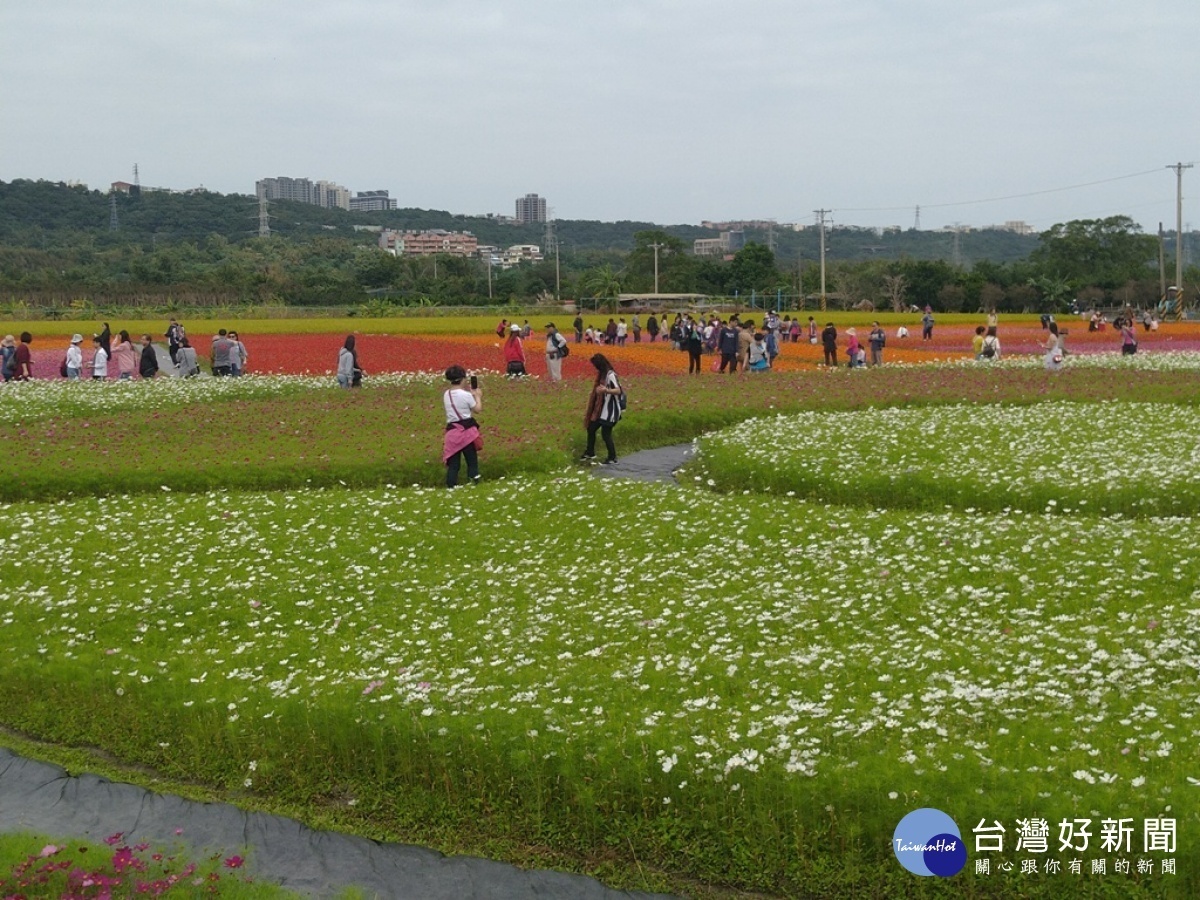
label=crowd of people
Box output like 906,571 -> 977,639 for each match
0,319 -> 250,382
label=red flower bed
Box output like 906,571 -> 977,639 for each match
15,321 -> 1200,380
217,333 -> 667,379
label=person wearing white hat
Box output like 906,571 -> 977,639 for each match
502,323 -> 527,377
65,334 -> 84,379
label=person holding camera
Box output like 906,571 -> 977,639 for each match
443,365 -> 482,487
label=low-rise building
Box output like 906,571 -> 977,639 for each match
501,244 -> 542,267
378,229 -> 478,257
693,230 -> 745,257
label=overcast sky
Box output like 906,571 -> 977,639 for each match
2,0 -> 1198,231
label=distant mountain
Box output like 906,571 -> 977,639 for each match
0,179 -> 1039,264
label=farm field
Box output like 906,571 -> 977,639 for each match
9,314 -> 1200,380
1,334 -> 1199,898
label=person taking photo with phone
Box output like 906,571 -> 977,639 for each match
443,365 -> 482,488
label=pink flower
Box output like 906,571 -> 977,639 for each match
224,855 -> 245,869
39,844 -> 60,857
104,832 -> 124,846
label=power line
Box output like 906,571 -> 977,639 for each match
838,166 -> 1172,214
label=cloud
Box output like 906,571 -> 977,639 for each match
0,0 -> 1196,228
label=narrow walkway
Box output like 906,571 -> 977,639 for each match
589,443 -> 695,485
0,749 -> 675,900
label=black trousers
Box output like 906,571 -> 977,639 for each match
688,346 -> 702,373
585,420 -> 616,462
823,347 -> 837,366
446,444 -> 479,487
719,352 -> 737,373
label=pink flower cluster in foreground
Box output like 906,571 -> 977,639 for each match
0,832 -> 253,899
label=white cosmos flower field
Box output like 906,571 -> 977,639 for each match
692,400 -> 1200,516
0,472 -> 1195,869
0,371 -> 466,426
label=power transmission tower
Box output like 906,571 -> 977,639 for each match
913,205 -> 921,230
952,223 -> 963,269
109,192 -> 119,230
258,195 -> 271,237
544,215 -> 559,300
767,220 -> 776,254
133,163 -> 139,187
814,209 -> 830,311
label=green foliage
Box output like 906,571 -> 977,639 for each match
727,242 -> 782,295
0,181 -> 1170,313
1029,216 -> 1158,289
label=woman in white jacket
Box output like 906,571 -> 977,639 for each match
337,335 -> 358,388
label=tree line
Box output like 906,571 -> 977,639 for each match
0,179 -> 1190,312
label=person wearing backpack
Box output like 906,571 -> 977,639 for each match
544,322 -> 569,382
582,353 -> 622,465
982,327 -> 1000,361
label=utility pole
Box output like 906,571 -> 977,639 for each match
650,241 -> 664,294
952,223 -> 963,269
1158,223 -> 1167,302
555,240 -> 561,303
487,256 -> 493,300
814,209 -> 830,311
1168,162 -> 1192,317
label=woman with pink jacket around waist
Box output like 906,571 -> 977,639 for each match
442,365 -> 482,488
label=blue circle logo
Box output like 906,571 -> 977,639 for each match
893,808 -> 966,877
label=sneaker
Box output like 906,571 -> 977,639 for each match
601,458 -> 618,466
471,475 -> 482,485
580,453 -> 596,462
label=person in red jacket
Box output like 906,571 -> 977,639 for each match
502,324 -> 527,377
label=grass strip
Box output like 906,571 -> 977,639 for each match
4,366 -> 1200,503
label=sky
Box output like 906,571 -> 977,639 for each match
2,0 -> 1199,232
